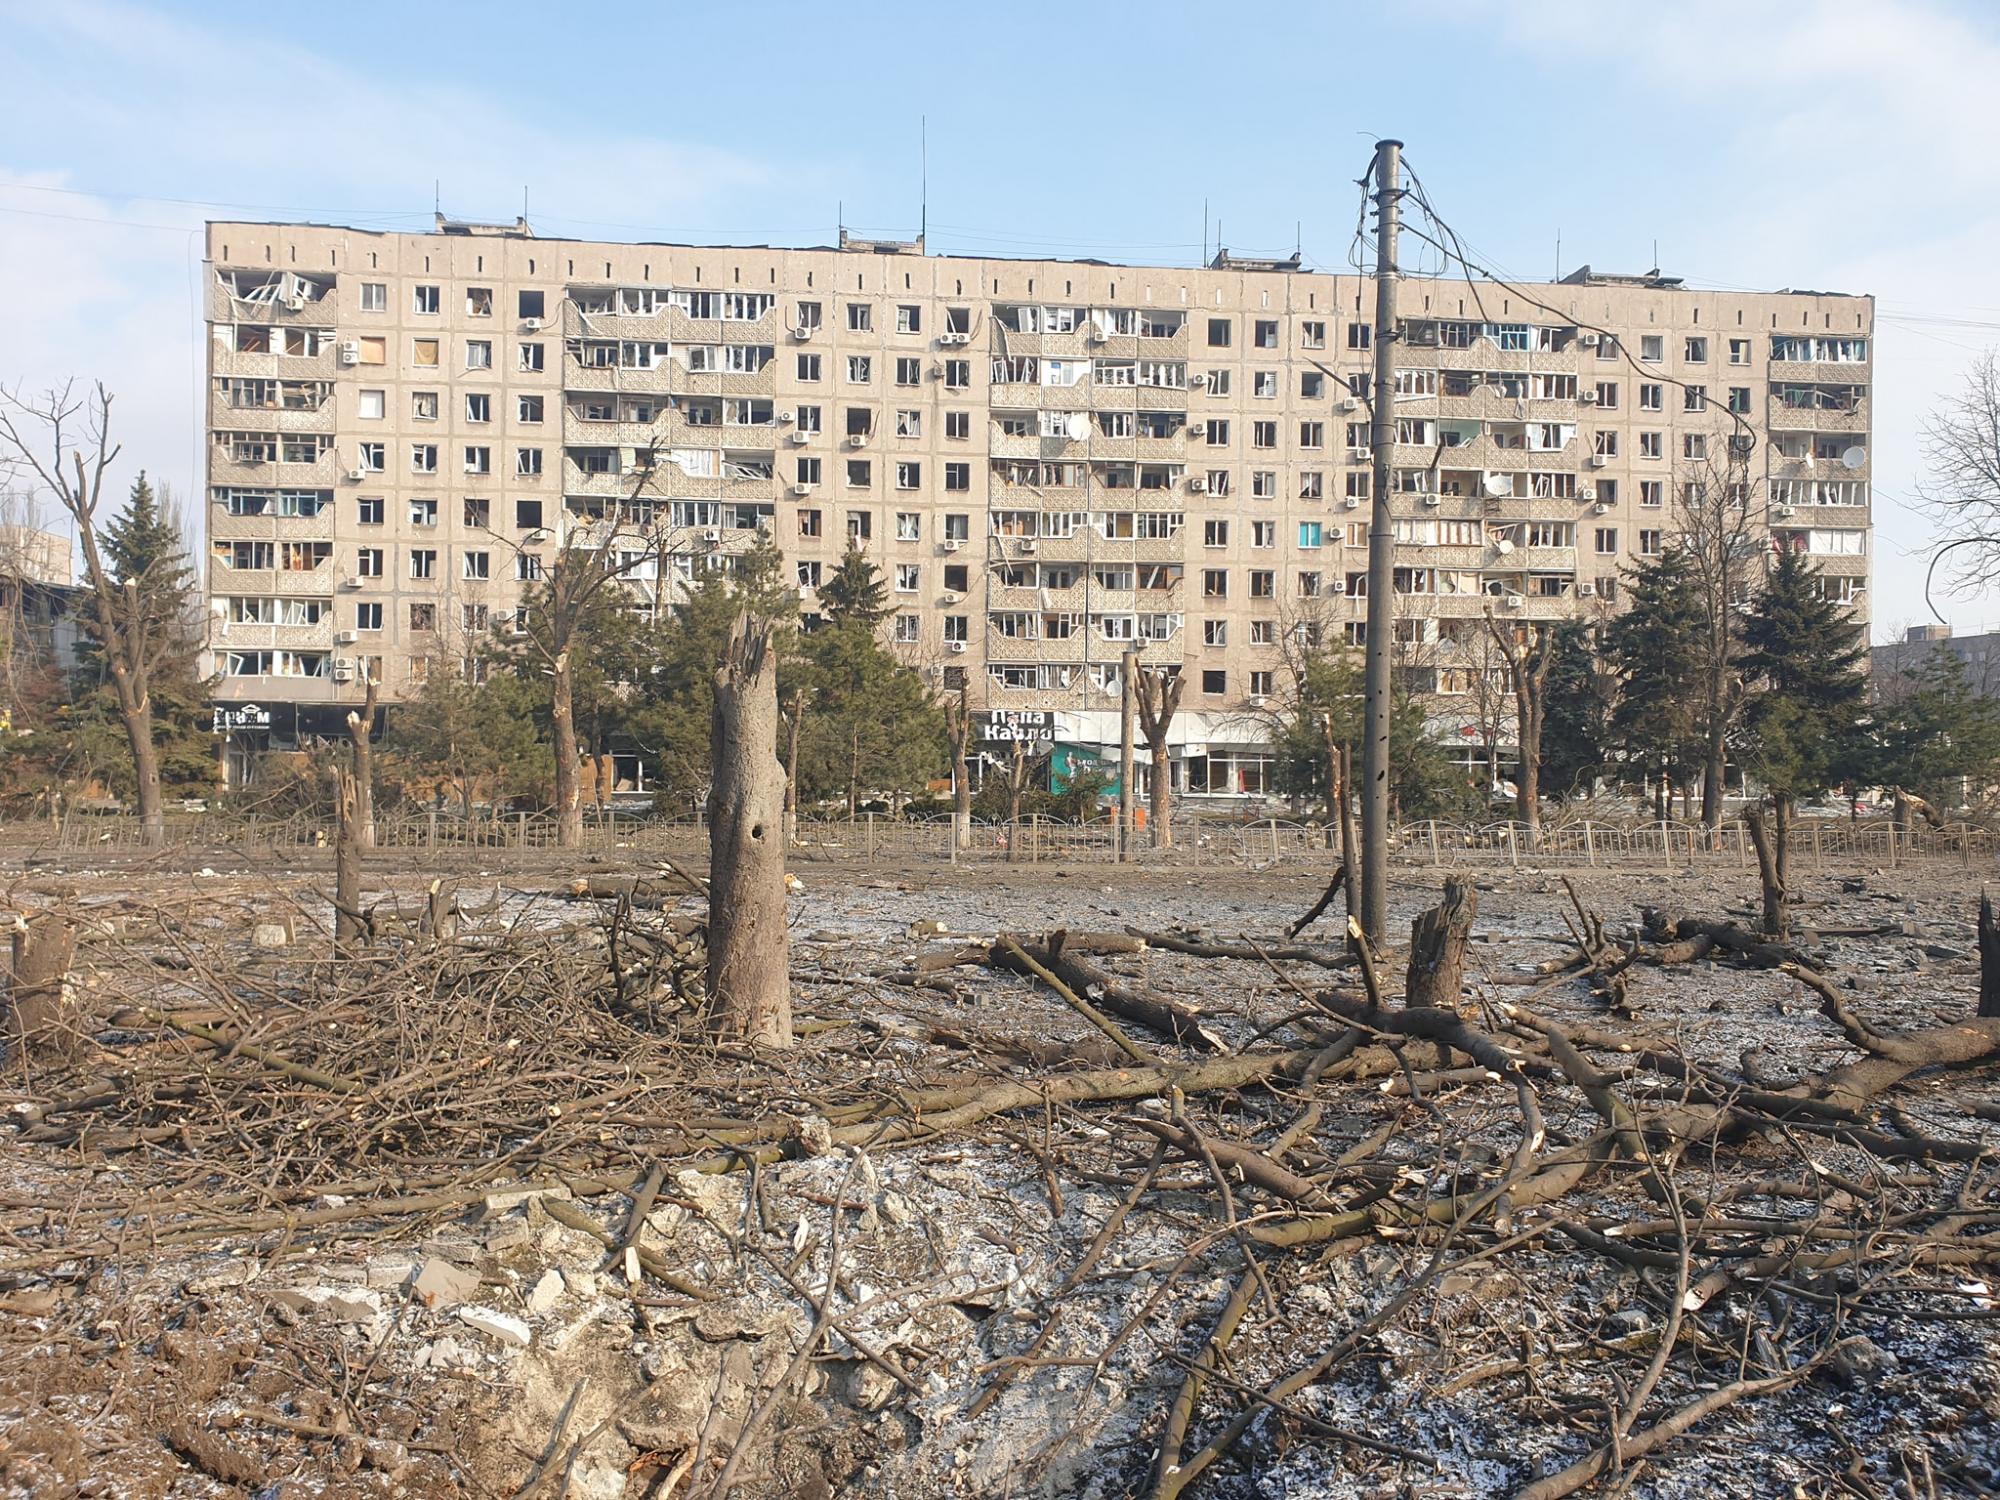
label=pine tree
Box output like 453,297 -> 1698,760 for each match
1875,648 -> 2000,810
1604,550 -> 1707,816
795,620 -> 947,813
818,547 -> 890,626
1539,619 -> 1614,800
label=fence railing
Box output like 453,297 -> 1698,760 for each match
7,808 -> 1993,870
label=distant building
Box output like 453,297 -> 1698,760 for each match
1871,624 -> 2000,702
0,523 -> 87,731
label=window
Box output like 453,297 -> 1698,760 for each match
894,409 -> 922,438
944,461 -> 970,491
1347,323 -> 1371,350
1594,381 -> 1619,409
408,393 -> 437,423
519,342 -> 545,372
896,461 -> 920,490
1638,383 -> 1663,412
1638,529 -> 1663,556
514,394 -> 544,425
1249,570 -> 1275,599
462,551 -> 490,581
1301,371 -> 1326,400
516,447 -> 542,477
1248,519 -> 1274,549
891,614 -> 919,643
798,509 -> 822,538
412,339 -> 439,368
1301,320 -> 1326,349
515,499 -> 544,530
409,548 -> 438,579
847,356 -> 872,383
1299,521 -> 1324,549
1201,669 -> 1227,695
411,443 -> 438,474
463,445 -> 491,475
847,511 -> 872,543
515,289 -> 545,321
413,285 -> 439,315
847,303 -> 873,332
1252,421 -> 1277,449
1728,387 -> 1751,414
1206,369 -> 1232,395
797,353 -> 822,381
1251,470 -> 1277,499
1728,338 -> 1750,365
894,563 -> 919,592
943,410 -> 971,441
1204,619 -> 1227,646
464,340 -> 493,370
1640,334 -> 1663,362
942,615 -> 969,644
943,359 -> 971,389
895,512 -> 921,542
463,497 -> 490,528
465,393 -> 491,423
1685,336 -> 1708,362
356,388 -> 385,421
1683,433 -> 1707,461
357,441 -> 386,472
1683,384 -> 1707,413
355,335 -> 387,365
1640,480 -> 1663,508
1594,430 -> 1619,458
1204,519 -> 1228,547
1639,432 -> 1662,460
1299,421 -> 1325,449
1253,371 -> 1278,399
1596,479 -> 1617,506
356,601 -> 382,631
1207,318 -> 1232,347
894,304 -> 922,335
847,460 -> 872,487
465,287 -> 493,318
355,496 -> 384,525
410,497 -> 438,527
894,357 -> 921,386
796,457 -> 822,485
359,282 -> 386,313
356,547 -> 384,578
1203,419 -> 1230,445
1201,568 -> 1228,598
1594,527 -> 1618,554
1254,319 -> 1278,349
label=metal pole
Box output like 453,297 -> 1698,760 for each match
1360,137 -> 1403,947
1119,647 -> 1137,863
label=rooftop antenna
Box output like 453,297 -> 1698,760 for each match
920,115 -> 927,247
434,179 -> 440,216
1554,227 -> 1560,282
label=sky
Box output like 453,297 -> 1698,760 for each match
2,0 -> 1996,643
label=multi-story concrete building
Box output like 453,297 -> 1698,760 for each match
203,218 -> 1873,799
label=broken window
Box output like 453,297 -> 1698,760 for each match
465,340 -> 493,371
519,342 -> 545,372
847,303 -> 873,332
466,287 -> 493,317
414,285 -> 440,315
896,305 -> 922,334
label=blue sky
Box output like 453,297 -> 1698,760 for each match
3,0 -> 1996,640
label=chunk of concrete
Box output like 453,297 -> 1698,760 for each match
525,1269 -> 565,1316
412,1258 -> 481,1311
251,923 -> 291,950
458,1305 -> 531,1349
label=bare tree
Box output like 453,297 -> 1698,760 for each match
1482,611 -> 1555,847
941,684 -> 974,851
343,671 -> 378,849
0,383 -> 166,845
1673,449 -> 1759,833
1132,666 -> 1186,848
1919,350 -> 2000,593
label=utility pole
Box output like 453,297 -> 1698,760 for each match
1360,138 -> 1403,948
1118,647 -> 1138,861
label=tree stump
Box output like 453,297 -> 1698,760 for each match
1407,876 -> 1476,1010
5,914 -> 79,1058
334,768 -> 366,956
1745,805 -> 1788,940
706,613 -> 792,1045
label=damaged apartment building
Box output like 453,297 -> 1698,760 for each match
203,218 -> 1873,800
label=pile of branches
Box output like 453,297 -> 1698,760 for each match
1,871 -> 1997,1496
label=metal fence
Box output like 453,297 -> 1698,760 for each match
7,807 -> 1994,871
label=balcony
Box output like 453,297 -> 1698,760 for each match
213,620 -> 338,652
207,392 -> 337,433
208,452 -> 339,488
210,345 -> 340,381
991,431 -> 1086,461
209,507 -> 336,541
990,383 -> 1053,410
212,672 -> 342,706
1768,395 -> 1869,433
205,277 -> 337,325
564,362 -> 674,395
1769,359 -> 1871,385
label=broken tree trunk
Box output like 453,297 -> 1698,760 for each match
344,674 -> 377,849
1744,803 -> 1788,940
706,613 -> 791,1046
334,767 -> 365,957
1134,666 -> 1185,849
4,913 -> 79,1058
1981,893 -> 2000,1020
1406,876 -> 1476,1010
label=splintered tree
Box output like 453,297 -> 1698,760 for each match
1482,612 -> 1556,847
1132,666 -> 1186,848
0,384 -> 192,846
1739,550 -> 1868,938
344,672 -> 378,849
1674,452 -> 1760,833
706,613 -> 791,1045
942,685 -> 974,851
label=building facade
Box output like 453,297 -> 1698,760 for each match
203,218 -> 1873,798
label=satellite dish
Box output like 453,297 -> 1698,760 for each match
1840,446 -> 1867,470
1483,475 -> 1512,498
1066,413 -> 1089,442
1493,538 -> 1515,555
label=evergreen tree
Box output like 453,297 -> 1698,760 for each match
1539,619 -> 1615,800
385,664 -> 545,815
1871,640 -> 2000,810
1604,550 -> 1706,815
794,620 -> 947,812
818,547 -> 890,626
1268,648 -> 1474,820
74,473 -> 213,797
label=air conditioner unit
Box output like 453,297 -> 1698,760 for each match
790,431 -> 811,446
939,331 -> 970,346
777,410 -> 796,424
1087,327 -> 1108,345
339,577 -> 364,591
1578,486 -> 1596,500
1577,583 -> 1597,597
1505,593 -> 1526,609
941,539 -> 963,553
1246,693 -> 1267,707
1016,539 -> 1038,555
1579,391 -> 1598,405
522,317 -> 543,332
282,294 -> 306,312
1348,446 -> 1371,460
334,629 -> 359,645
1422,495 -> 1442,507
331,666 -> 355,682
1774,504 -> 1796,518
1343,497 -> 1361,510
1579,332 -> 1601,348
942,590 -> 963,604
929,363 -> 945,379
793,325 -> 815,341
1592,502 -> 1610,516
848,433 -> 868,449
337,342 -> 360,365
1189,373 -> 1209,388
1589,454 -> 1609,469
949,641 -> 968,654
1330,580 -> 1349,594
1338,398 -> 1359,414
701,528 -> 723,544
1187,477 -> 1208,494
791,483 -> 815,496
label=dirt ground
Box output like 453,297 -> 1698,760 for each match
1,847 -> 1996,1499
